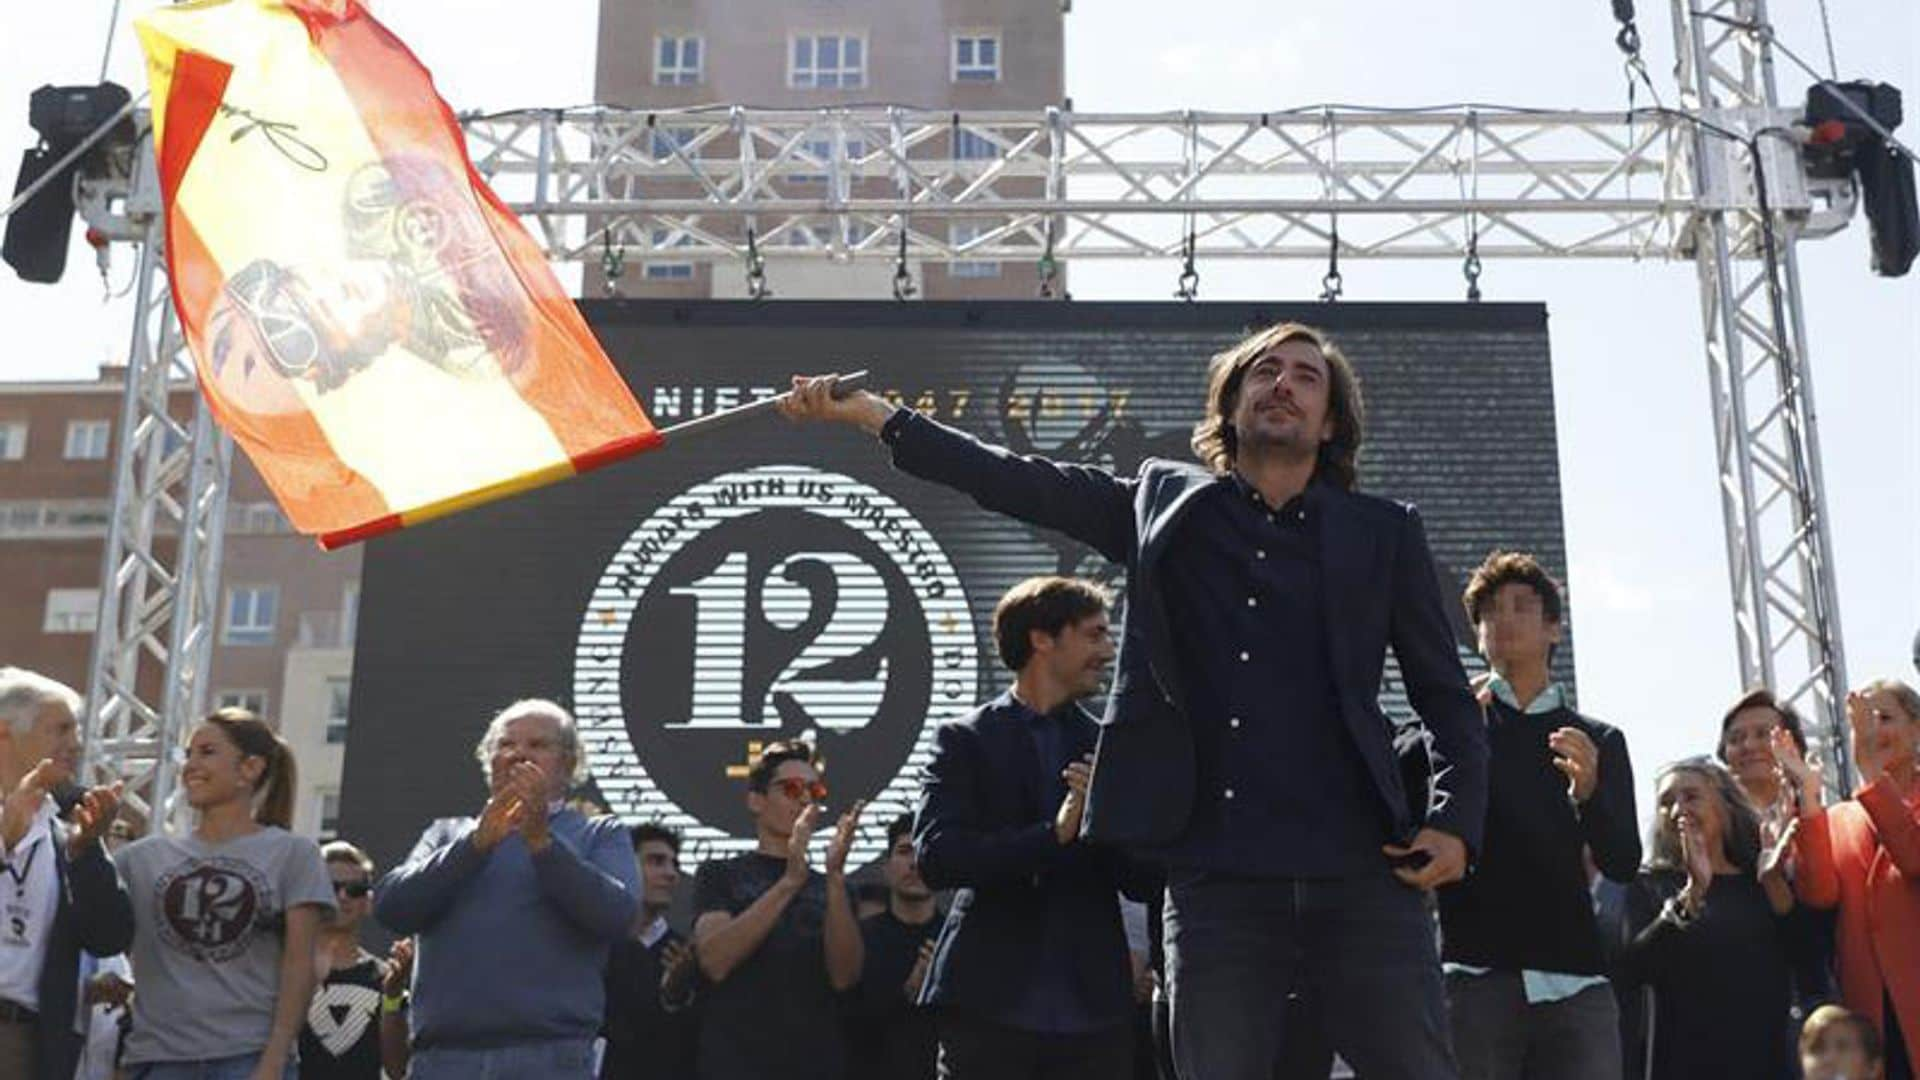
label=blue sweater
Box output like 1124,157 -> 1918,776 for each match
376,809 -> 638,1048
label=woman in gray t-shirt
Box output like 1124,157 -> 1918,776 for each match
114,708 -> 335,1080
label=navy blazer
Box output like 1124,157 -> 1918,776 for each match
887,409 -> 1488,856
32,816 -> 135,1080
912,693 -> 1146,1025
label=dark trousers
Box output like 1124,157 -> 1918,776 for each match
1443,972 -> 1621,1080
935,1008 -> 1132,1080
1165,868 -> 1458,1080
1152,993 -> 1338,1080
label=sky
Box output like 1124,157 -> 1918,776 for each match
1,1 -> 1914,821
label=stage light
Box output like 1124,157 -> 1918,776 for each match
1802,80 -> 1916,278
3,82 -> 135,285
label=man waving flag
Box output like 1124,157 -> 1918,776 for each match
136,0 -> 659,548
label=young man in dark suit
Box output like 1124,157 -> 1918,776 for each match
783,320 -> 1488,1079
912,576 -> 1141,1079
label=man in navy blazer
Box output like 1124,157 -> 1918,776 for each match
784,320 -> 1487,1079
912,575 -> 1145,1079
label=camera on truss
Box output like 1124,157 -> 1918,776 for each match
1802,80 -> 1917,278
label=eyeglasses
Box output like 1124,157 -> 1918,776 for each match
224,261 -> 321,377
333,880 -> 373,899
769,777 -> 828,803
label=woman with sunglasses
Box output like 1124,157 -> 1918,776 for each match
1614,757 -> 1807,1080
1784,679 -> 1920,1080
114,708 -> 335,1080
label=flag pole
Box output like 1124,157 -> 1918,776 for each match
656,369 -> 869,442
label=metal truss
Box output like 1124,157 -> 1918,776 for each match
68,0 -> 1857,809
459,102 -> 1849,269
1672,0 -> 1852,794
76,140 -> 231,829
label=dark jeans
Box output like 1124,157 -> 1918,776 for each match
411,1037 -> 595,1079
1444,972 -> 1621,1080
935,1008 -> 1132,1080
1154,994 -> 1339,1080
1164,867 -> 1458,1080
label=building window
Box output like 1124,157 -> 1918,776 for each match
949,222 -> 1002,278
215,690 -> 270,716
644,226 -> 696,280
656,35 -> 702,85
791,34 -> 866,89
43,588 -> 98,634
227,501 -> 289,534
0,422 -> 26,461
63,420 -> 110,461
953,34 -> 1001,82
654,35 -> 703,86
0,499 -> 111,538
320,790 -> 341,839
792,137 -> 866,184
953,129 -> 999,161
224,585 -> 278,646
649,126 -> 699,160
781,221 -> 875,249
325,677 -> 351,744
342,584 -> 360,646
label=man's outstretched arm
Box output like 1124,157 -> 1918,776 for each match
781,375 -> 1138,564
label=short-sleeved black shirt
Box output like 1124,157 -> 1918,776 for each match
692,853 -> 847,1080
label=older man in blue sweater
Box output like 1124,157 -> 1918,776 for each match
377,699 -> 638,1078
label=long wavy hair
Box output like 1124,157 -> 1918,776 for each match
1189,322 -> 1366,489
1646,756 -> 1762,875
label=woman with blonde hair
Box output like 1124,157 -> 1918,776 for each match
1785,679 -> 1920,1080
114,709 -> 335,1080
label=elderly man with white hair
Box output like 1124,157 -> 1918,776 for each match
376,698 -> 638,1078
0,667 -> 132,1080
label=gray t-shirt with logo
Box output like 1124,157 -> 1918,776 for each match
114,827 -> 334,1064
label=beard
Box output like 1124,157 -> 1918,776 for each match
1236,414 -> 1321,463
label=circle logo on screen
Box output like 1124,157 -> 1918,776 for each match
574,465 -> 977,867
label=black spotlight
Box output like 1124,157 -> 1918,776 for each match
1804,80 -> 1917,278
3,82 -> 134,285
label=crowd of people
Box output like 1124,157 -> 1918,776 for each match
0,320 -> 1915,1080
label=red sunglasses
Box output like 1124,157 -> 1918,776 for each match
769,777 -> 828,802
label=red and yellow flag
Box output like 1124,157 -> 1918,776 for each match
135,0 -> 659,548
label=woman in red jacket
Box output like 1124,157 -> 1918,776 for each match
1783,678 -> 1920,1080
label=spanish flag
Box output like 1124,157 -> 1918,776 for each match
135,0 -> 659,548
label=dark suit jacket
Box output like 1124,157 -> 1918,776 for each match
912,693 -> 1148,1027
887,409 -> 1488,855
32,816 -> 135,1080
